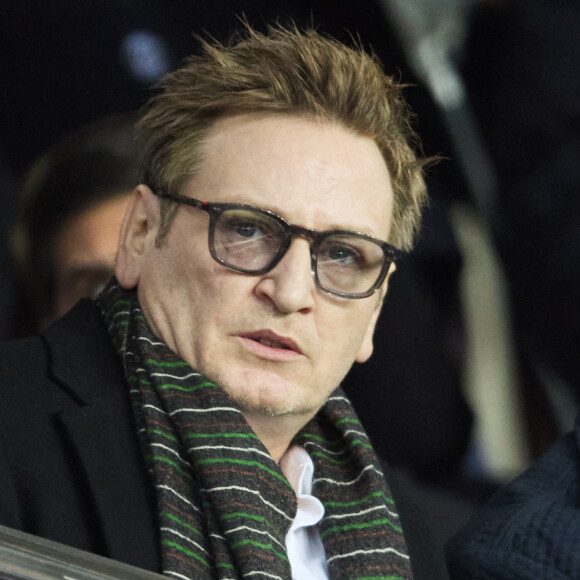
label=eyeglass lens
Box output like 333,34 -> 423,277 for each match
211,208 -> 386,296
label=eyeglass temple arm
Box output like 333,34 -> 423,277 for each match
152,190 -> 206,210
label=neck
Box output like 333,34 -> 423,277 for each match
243,412 -> 315,463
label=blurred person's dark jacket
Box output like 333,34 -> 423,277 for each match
447,413 -> 580,579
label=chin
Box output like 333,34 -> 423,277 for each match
223,385 -> 309,418
233,394 -> 304,417
216,369 -> 322,420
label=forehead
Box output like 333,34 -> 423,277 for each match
183,114 -> 393,239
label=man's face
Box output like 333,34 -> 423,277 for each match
51,193 -> 131,323
116,114 -> 394,431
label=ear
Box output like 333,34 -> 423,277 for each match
355,263 -> 396,363
115,185 -> 160,289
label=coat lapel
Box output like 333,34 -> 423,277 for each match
43,300 -> 160,571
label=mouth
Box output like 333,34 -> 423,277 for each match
239,330 -> 303,356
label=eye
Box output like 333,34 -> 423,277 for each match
318,235 -> 384,271
319,242 -> 365,269
233,220 -> 263,239
218,210 -> 283,249
326,244 -> 360,265
221,213 -> 271,238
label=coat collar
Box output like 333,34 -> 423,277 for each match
43,299 -> 126,405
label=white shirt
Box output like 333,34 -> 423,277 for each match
279,445 -> 329,580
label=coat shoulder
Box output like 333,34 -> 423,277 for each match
447,422 -> 580,579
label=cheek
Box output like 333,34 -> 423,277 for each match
317,303 -> 376,355
162,241 -> 215,293
189,266 -> 252,329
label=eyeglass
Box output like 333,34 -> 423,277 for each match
153,190 -> 405,299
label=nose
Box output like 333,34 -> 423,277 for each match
254,238 -> 316,313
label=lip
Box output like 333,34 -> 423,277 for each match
236,329 -> 304,360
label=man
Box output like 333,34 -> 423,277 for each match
8,114 -> 138,335
0,25 -> 429,579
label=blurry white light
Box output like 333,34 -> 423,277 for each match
120,30 -> 171,85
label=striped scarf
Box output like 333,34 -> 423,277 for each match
97,281 -> 412,580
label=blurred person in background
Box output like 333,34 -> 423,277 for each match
9,114 -> 139,336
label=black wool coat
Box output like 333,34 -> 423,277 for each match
0,300 -> 160,571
